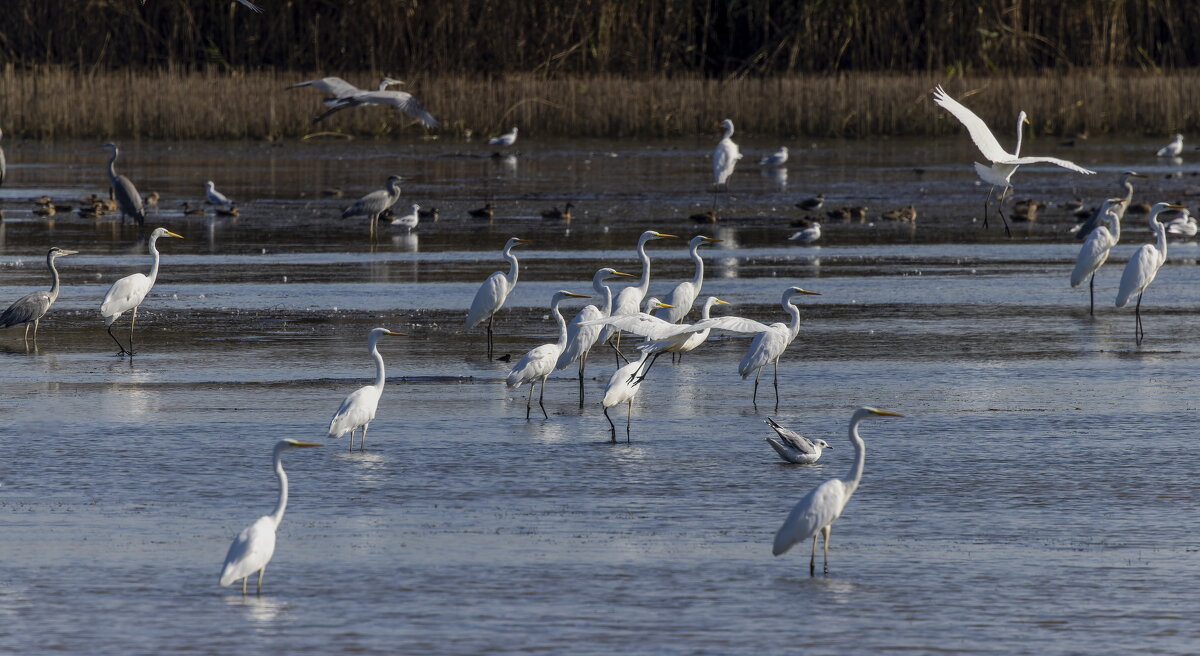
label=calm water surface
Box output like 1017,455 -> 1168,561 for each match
0,138 -> 1198,654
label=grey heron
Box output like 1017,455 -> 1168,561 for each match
99,227 -> 184,356
303,77 -> 439,130
342,175 -> 403,238
1074,172 -> 1147,240
328,328 -> 406,451
0,127 -> 6,186
0,247 -> 78,341
465,237 -> 530,358
101,142 -> 147,226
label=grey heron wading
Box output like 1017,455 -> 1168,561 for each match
0,247 -> 78,342
101,142 -> 147,226
342,175 -> 403,238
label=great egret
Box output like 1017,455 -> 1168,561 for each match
556,268 -> 638,406
1074,172 -> 1147,240
101,142 -> 147,226
0,247 -> 78,341
342,175 -> 403,238
314,81 -> 439,130
99,227 -> 183,356
759,147 -> 789,167
691,286 -> 822,407
713,119 -> 743,188
634,297 -> 731,378
653,235 -> 721,325
1070,198 -> 1126,315
219,439 -> 322,595
389,204 -> 420,231
602,351 -> 651,443
0,127 -> 6,186
489,127 -> 519,147
1156,134 -> 1183,157
328,328 -> 406,451
773,407 -> 903,575
796,195 -> 824,211
764,417 -> 832,465
789,223 -> 821,244
606,231 -> 678,350
932,85 -> 1095,236
466,237 -> 531,358
205,181 -> 232,209
1116,203 -> 1184,345
506,291 -> 590,419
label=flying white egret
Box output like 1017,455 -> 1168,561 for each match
764,417 -> 832,465
489,127 -> 519,147
506,291 -> 590,419
101,142 -> 147,226
389,204 -> 420,231
99,227 -> 184,356
634,297 -> 731,378
205,181 -> 232,209
219,439 -> 322,595
466,237 -> 531,358
789,222 -> 821,244
773,407 -> 903,575
1116,203 -> 1185,345
0,247 -> 78,341
556,268 -> 638,406
328,328 -> 406,451
1071,198 -> 1127,315
605,231 -> 678,351
1164,209 -> 1197,237
1156,134 -> 1183,157
652,235 -> 721,324
690,286 -> 821,407
932,85 -> 1095,236
602,351 -> 652,443
314,80 -> 439,130
342,175 -> 403,238
1074,172 -> 1147,240
759,147 -> 788,167
713,119 -> 743,188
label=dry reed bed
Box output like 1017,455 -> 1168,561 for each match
2,69 -> 1198,140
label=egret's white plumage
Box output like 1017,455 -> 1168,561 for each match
606,231 -> 678,346
1156,134 -> 1183,157
390,204 -> 420,230
1071,198 -> 1125,315
764,417 -> 832,464
506,291 -> 590,419
601,351 -> 652,442
327,328 -> 406,450
489,127 -> 519,147
1116,203 -> 1183,344
652,235 -> 721,324
99,227 -> 183,356
759,147 -> 789,167
789,222 -> 821,244
466,237 -> 530,357
205,181 -> 232,209
556,269 -> 638,405
219,439 -> 321,594
773,407 -> 903,575
713,119 -> 743,187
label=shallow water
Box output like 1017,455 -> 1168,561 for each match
1,138 -> 1198,654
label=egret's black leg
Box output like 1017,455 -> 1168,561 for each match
605,406 -> 615,442
538,379 -> 548,419
1089,273 -> 1095,316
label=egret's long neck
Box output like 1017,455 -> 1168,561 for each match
843,415 -> 867,498
47,254 -> 62,301
1122,180 -> 1135,204
634,240 -> 652,296
146,237 -> 162,286
552,298 -> 570,350
1152,214 -> 1168,261
370,337 -> 386,389
269,448 -> 289,526
503,245 -> 520,290
784,299 -> 802,340
701,301 -> 715,320
596,280 -> 615,316
1013,117 -> 1025,157
689,244 -> 705,292
1110,214 -> 1121,244
723,123 -> 735,140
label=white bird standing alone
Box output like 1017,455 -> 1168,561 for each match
1070,198 -> 1126,315
712,119 -> 743,188
506,290 -> 590,419
466,237 -> 531,358
932,85 -> 1095,236
342,175 -> 403,239
1116,202 -> 1185,345
489,127 -> 519,147
556,268 -> 638,406
1156,134 -> 1183,157
219,439 -> 322,595
0,247 -> 78,341
99,227 -> 183,356
773,407 -> 903,575
759,147 -> 789,167
327,328 -> 406,451
764,417 -> 832,464
789,222 -> 821,244
653,235 -> 721,324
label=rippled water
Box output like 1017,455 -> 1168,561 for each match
1,138 -> 1198,654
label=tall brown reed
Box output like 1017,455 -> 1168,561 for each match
1,68 -> 1197,139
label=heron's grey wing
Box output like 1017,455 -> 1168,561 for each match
357,91 -> 439,129
1074,206 -> 1104,241
235,0 -> 263,12
312,98 -> 360,124
112,175 -> 145,221
0,291 -> 51,327
289,77 -> 361,99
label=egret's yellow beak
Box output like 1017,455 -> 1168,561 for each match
165,231 -> 185,239
383,330 -> 408,337
291,441 -> 324,448
793,288 -> 821,295
564,292 -> 591,299
870,410 -> 905,418
611,271 -> 638,278
714,298 -> 731,305
1167,204 -> 1189,210
654,301 -> 676,308
654,232 -> 679,239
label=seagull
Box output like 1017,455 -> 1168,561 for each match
1157,134 -> 1184,157
789,222 -> 821,244
389,204 -> 420,231
932,85 -> 1095,236
764,417 -> 832,464
759,147 -> 789,167
205,181 -> 232,209
489,127 -> 519,147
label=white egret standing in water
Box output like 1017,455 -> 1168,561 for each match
0,247 -> 77,341
773,407 -> 903,575
605,231 -> 678,352
99,227 -> 183,356
466,237 -> 531,358
1116,203 -> 1184,345
1070,198 -> 1126,315
713,119 -> 742,188
556,268 -> 638,406
327,328 -> 407,451
932,85 -> 1095,236
219,439 -> 322,595
602,351 -> 651,442
653,235 -> 721,324
506,291 -> 591,419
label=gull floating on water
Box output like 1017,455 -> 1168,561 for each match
764,417 -> 832,464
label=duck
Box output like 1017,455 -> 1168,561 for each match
320,187 -> 345,199
847,206 -> 869,222
215,203 -> 240,217
418,206 -> 439,222
144,191 -> 160,207
825,207 -> 850,222
541,202 -> 574,221
689,210 -> 717,223
33,203 -> 56,217
1010,199 -> 1044,223
796,194 -> 825,211
468,202 -> 495,220
181,202 -> 206,216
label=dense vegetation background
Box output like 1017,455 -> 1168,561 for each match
3,0 -> 1200,75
